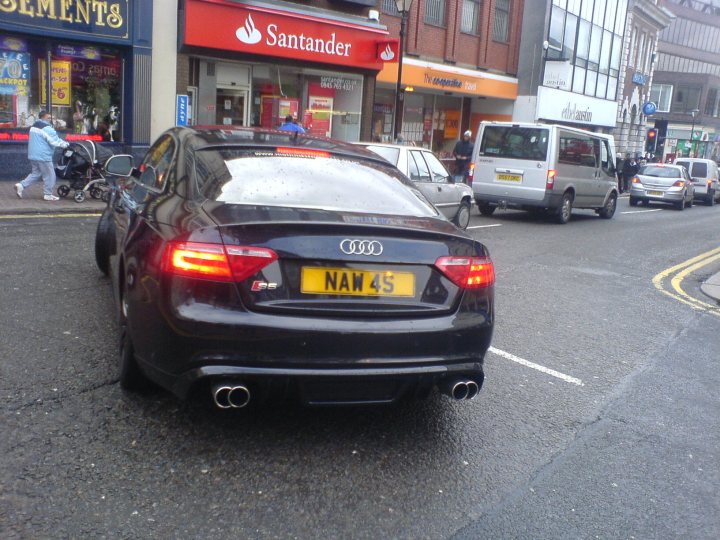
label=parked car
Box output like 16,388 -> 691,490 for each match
356,143 -> 474,229
673,158 -> 720,206
96,127 -> 495,409
629,163 -> 695,210
468,121 -> 619,224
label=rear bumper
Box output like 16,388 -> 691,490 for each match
473,190 -> 563,210
629,186 -> 684,202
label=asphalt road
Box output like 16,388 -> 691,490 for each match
1,201 -> 719,538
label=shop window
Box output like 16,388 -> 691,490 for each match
381,0 -> 400,16
0,34 -> 123,143
461,0 -> 481,34
425,0 -> 446,27
704,88 -> 718,117
492,0 -> 510,42
671,85 -> 701,114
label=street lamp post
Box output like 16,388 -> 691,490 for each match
689,108 -> 700,157
393,0 -> 413,142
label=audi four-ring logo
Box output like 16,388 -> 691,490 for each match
340,239 -> 384,256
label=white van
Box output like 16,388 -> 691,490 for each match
469,121 -> 619,223
673,157 -> 720,206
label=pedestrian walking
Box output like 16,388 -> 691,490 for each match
15,110 -> 69,201
453,130 -> 474,181
622,154 -> 639,193
279,114 -> 305,134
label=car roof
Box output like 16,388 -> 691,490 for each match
641,164 -> 684,170
169,126 -> 390,163
356,142 -> 426,150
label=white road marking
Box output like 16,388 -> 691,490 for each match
620,209 -> 662,214
467,224 -> 502,229
488,346 -> 584,386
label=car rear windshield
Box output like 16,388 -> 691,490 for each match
480,126 -> 550,161
362,145 -> 400,166
192,147 -> 437,216
640,166 -> 681,178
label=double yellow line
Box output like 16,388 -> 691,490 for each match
652,247 -> 720,316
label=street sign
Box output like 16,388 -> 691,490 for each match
642,101 -> 656,115
176,94 -> 189,126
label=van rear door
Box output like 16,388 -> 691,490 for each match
474,125 -> 550,202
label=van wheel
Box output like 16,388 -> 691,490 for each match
478,203 -> 496,216
453,201 -> 472,229
556,192 -> 573,224
599,193 -> 617,219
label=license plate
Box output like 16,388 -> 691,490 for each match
496,173 -> 522,183
647,190 -> 663,196
301,267 -> 415,297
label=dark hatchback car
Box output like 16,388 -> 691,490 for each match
96,127 -> 494,408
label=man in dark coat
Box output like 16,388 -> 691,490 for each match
622,155 -> 639,193
453,130 -> 474,181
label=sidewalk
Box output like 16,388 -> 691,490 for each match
0,178 -> 105,215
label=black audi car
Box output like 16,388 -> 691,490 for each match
96,126 -> 494,408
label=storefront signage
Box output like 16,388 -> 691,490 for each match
40,59 -> 71,106
536,86 -> 616,127
0,0 -> 129,41
184,0 -> 390,70
642,101 -> 657,116
377,58 -> 518,99
0,51 -> 30,96
176,95 -> 189,126
542,61 -> 572,91
376,41 -> 399,63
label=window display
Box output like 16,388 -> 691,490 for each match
0,34 -> 123,142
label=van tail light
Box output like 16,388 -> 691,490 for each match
673,180 -> 685,187
162,242 -> 277,282
546,169 -> 556,190
467,162 -> 475,185
434,256 -> 495,289
707,179 -> 712,189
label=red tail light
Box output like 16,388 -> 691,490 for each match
162,242 -> 277,282
276,147 -> 330,158
632,176 -> 641,183
707,179 -> 712,189
546,169 -> 556,190
434,256 -> 495,289
467,162 -> 475,185
673,180 -> 686,187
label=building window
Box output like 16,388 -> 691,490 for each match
705,88 -> 719,117
381,0 -> 400,16
461,0 -> 481,34
650,84 -> 673,112
671,85 -> 701,114
492,0 -> 510,42
425,0 -> 446,26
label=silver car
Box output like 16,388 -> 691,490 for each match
357,143 -> 474,229
629,164 -> 695,210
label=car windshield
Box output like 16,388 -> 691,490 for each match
362,145 -> 401,166
192,147 -> 437,216
480,126 -> 550,161
640,166 -> 681,178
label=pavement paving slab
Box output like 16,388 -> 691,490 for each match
0,178 -> 105,215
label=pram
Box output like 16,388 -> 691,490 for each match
55,140 -> 114,202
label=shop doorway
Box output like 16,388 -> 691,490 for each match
216,88 -> 248,126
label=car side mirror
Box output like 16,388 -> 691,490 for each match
105,154 -> 135,177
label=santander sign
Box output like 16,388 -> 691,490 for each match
236,14 -> 353,57
184,0 -> 391,70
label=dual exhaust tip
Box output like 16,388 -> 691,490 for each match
441,378 -> 480,401
212,383 -> 251,409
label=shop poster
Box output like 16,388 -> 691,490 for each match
307,96 -> 333,137
40,60 -> 72,106
0,51 -> 30,96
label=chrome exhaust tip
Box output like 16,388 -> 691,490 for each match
212,385 -> 233,409
227,385 -> 251,408
451,381 -> 469,400
466,381 -> 479,400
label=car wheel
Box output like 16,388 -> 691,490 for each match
629,196 -> 639,207
453,201 -> 472,229
676,195 -> 686,211
477,203 -> 496,216
118,282 -> 151,392
555,191 -> 573,224
599,193 -> 617,219
94,208 -> 114,276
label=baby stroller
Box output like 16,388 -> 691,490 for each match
55,140 -> 114,202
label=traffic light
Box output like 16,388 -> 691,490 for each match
645,128 -> 658,153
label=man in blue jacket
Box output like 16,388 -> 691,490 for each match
279,114 -> 305,133
15,110 -> 69,201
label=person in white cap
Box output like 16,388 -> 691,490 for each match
453,129 -> 474,182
